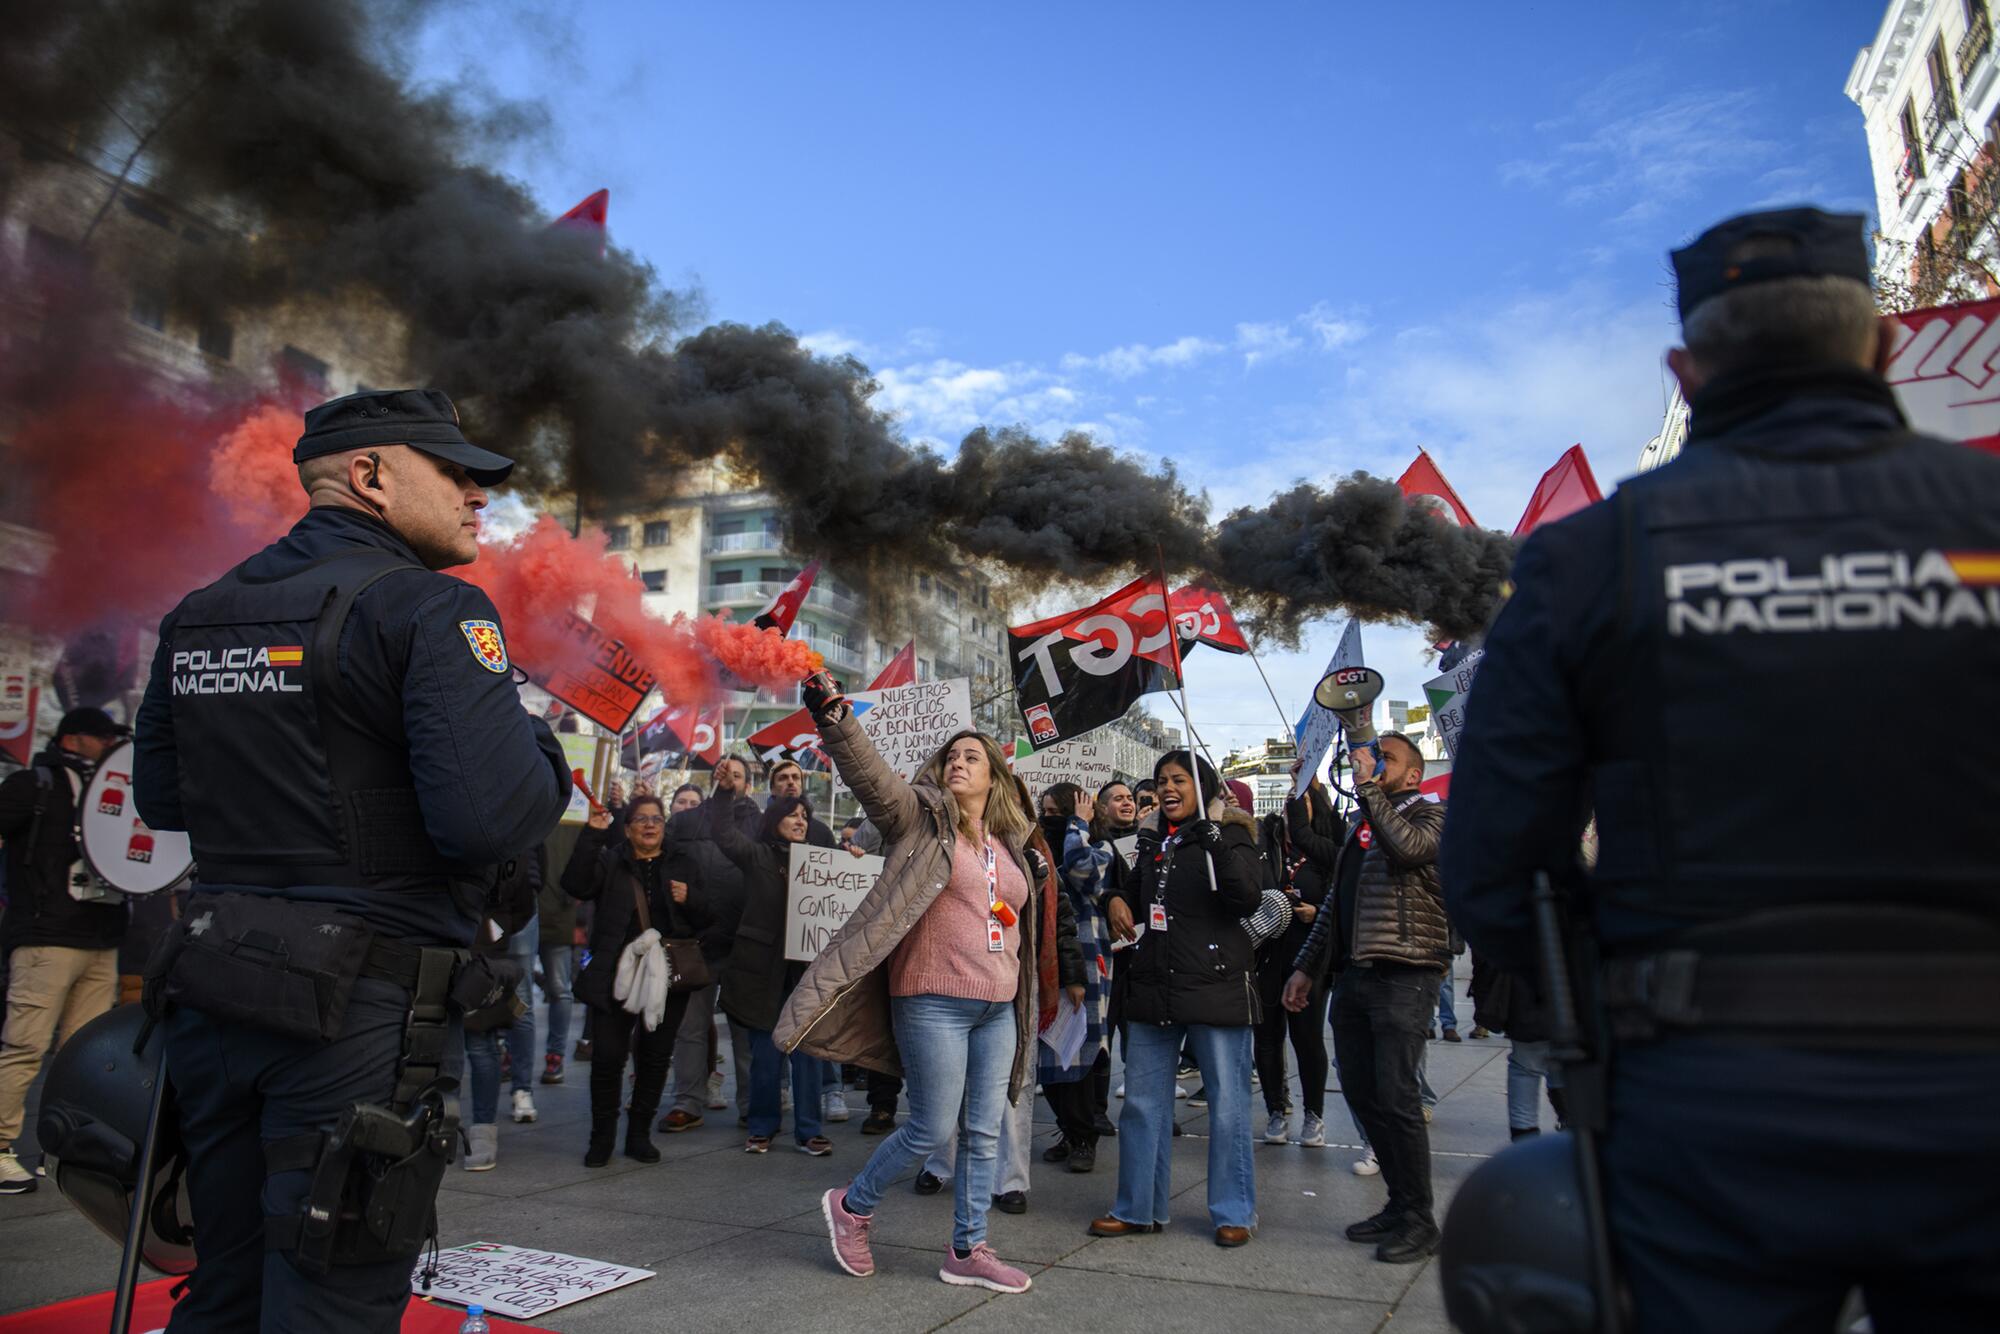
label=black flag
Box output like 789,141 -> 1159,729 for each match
1009,574 -> 1179,745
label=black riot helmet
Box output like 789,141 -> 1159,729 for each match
37,1004 -> 196,1275
1439,1133 -> 1601,1334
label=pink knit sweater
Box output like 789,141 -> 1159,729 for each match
888,831 -> 1028,1001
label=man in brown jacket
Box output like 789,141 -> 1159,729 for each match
1284,731 -> 1449,1264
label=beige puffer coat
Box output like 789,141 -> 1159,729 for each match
772,712 -> 1046,1104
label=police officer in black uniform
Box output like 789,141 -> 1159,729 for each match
133,389 -> 570,1333
1441,209 -> 2000,1331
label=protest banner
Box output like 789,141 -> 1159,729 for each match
1009,731 -> 1115,797
1422,648 -> 1486,760
558,732 -> 613,826
1292,619 -> 1364,796
786,842 -> 884,962
832,677 -> 972,795
411,1244 -> 652,1320
536,612 -> 658,732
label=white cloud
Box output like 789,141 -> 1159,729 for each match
799,328 -> 871,359
1235,320 -> 1303,367
1303,301 -> 1368,351
1060,334 -> 1224,379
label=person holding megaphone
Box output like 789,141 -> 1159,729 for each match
1284,723 -> 1450,1265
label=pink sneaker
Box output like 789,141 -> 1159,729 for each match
822,1187 -> 875,1277
939,1242 -> 1032,1293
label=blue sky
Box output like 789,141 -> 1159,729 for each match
417,0 -> 1882,753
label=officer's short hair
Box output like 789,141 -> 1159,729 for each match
1380,731 -> 1425,777
1682,238 -> 1878,376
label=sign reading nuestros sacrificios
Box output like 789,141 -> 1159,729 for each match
786,843 -> 886,962
832,678 -> 973,795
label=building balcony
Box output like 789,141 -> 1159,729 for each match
1962,7 -> 1993,87
1923,96 -> 1960,155
807,585 -> 865,619
1897,144 -> 1923,199
707,530 -> 782,554
705,580 -> 781,606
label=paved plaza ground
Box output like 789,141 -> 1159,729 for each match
2,971 -> 1517,1333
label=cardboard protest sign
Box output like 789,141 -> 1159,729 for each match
412,1244 -> 652,1320
786,842 -> 884,962
1422,648 -> 1485,760
1292,619 -> 1363,796
558,733 -> 613,826
1009,731 -> 1115,798
832,678 -> 972,795
536,612 -> 658,732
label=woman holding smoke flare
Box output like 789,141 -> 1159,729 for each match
775,673 -> 1059,1295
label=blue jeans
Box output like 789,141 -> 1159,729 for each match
845,994 -> 1017,1250
539,944 -> 574,1058
1114,1022 -> 1257,1230
1436,972 -> 1457,1031
1506,1039 -> 1565,1131
747,1026 -> 826,1143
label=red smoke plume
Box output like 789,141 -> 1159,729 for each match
212,403 -> 310,528
462,517 -> 820,703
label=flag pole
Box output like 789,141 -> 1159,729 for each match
1245,648 -> 1299,743
1156,546 -> 1221,896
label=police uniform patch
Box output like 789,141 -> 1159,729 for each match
460,620 -> 509,673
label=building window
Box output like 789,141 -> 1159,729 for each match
977,582 -> 990,608
918,574 -> 931,595
1932,37 -> 1958,120
281,345 -> 330,392
917,657 -> 931,681
940,585 -> 959,609
761,566 -> 789,584
198,315 -> 234,361
641,569 -> 666,592
604,524 -> 631,551
643,520 -> 671,546
714,568 -> 743,585
129,287 -> 167,332
715,516 -> 745,535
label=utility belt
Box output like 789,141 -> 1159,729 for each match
141,892 -> 527,1272
1603,950 -> 2000,1048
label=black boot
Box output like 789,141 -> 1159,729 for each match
1546,1087 -> 1570,1130
625,1108 -> 662,1163
584,1115 -> 617,1168
1067,1138 -> 1097,1173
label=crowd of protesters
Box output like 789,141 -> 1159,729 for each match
0,700 -> 1542,1295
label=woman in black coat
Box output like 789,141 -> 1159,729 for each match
710,792 -> 837,1155
563,793 -> 716,1168
1092,750 -> 1264,1248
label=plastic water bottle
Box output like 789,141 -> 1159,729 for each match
459,1306 -> 491,1334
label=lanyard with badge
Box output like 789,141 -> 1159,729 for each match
1147,826 -> 1186,933
982,838 -> 1018,952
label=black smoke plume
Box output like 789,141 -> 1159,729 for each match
0,0 -> 1516,641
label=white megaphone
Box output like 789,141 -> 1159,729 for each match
1313,665 -> 1385,773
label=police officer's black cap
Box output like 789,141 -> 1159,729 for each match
293,388 -> 515,486
1671,207 -> 1872,323
55,707 -> 130,741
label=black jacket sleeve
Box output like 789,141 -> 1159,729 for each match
561,825 -> 615,901
133,616 -> 185,831
1285,787 -> 1346,874
1053,875 -> 1085,989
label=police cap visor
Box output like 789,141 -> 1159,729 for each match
293,388 -> 515,487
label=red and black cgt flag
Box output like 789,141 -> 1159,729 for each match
1009,574 -> 1179,745
1169,582 -> 1251,656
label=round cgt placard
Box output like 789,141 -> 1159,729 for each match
79,740 -> 193,895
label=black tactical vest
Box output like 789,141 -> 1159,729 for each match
164,548 -> 454,891
1594,431 -> 2000,929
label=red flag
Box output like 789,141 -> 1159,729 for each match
747,640 -> 915,769
550,189 -> 608,259
1397,449 -> 1479,528
639,702 -> 724,768
753,560 -> 820,635
1169,582 -> 1250,655
1512,445 -> 1603,537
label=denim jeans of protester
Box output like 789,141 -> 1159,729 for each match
539,943 -> 574,1058
747,1026 -> 826,1143
844,994 -> 1017,1250
1506,1038 -> 1565,1131
1113,1021 -> 1257,1230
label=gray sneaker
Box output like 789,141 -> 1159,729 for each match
462,1124 -> 498,1171
1299,1113 -> 1327,1148
1262,1112 -> 1289,1144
